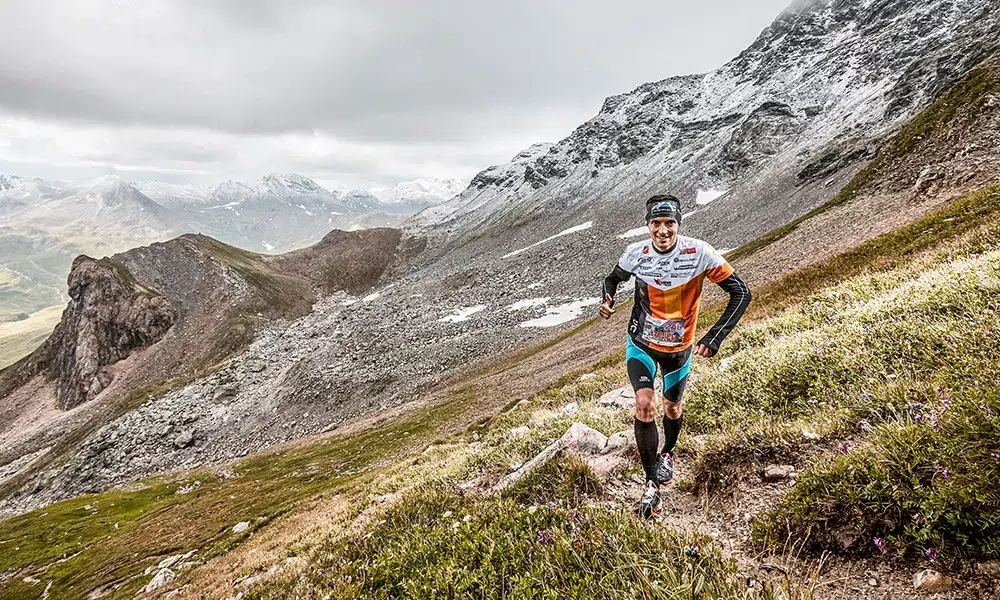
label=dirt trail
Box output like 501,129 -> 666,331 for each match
603,456 -> 993,599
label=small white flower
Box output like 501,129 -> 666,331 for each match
442,511 -> 453,518
463,515 -> 471,522
528,506 -> 538,514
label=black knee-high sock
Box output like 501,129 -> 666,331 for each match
661,415 -> 682,455
634,418 -> 659,482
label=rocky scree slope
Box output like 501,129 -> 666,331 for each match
0,228 -> 407,514
410,0 -> 1000,266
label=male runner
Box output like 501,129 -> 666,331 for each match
599,194 -> 751,518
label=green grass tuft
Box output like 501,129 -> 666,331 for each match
246,485 -> 765,600
754,386 -> 1000,560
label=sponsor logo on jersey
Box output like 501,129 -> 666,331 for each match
643,245 -> 650,254
681,247 -> 697,255
674,264 -> 696,270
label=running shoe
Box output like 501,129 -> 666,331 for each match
656,452 -> 675,485
632,480 -> 661,519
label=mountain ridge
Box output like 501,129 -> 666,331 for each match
408,0 -> 1000,260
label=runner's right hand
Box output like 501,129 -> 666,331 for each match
599,294 -> 615,319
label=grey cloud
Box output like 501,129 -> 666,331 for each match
0,0 -> 789,139
0,0 -> 791,184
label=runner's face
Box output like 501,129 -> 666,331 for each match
648,217 -> 678,251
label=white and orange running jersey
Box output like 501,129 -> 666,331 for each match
616,236 -> 734,353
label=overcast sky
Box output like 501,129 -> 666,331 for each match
0,0 -> 792,190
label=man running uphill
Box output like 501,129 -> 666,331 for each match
599,194 -> 751,519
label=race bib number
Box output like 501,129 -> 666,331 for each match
641,316 -> 685,347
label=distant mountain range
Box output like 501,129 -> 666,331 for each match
0,173 -> 464,321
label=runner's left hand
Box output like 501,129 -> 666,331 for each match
694,344 -> 714,358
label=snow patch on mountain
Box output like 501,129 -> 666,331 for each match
695,189 -> 727,205
519,298 -> 600,328
440,305 -> 487,323
503,221 -> 594,259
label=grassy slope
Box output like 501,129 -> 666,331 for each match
680,187 -> 1000,561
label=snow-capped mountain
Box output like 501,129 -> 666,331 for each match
133,181 -> 217,209
411,0 -> 1000,252
371,177 -> 467,211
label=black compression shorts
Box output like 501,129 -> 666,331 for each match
626,336 -> 692,402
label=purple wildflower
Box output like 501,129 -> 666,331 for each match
924,548 -> 939,562
536,529 -> 554,545
991,452 -> 1000,462
873,537 -> 885,552
839,442 -> 852,453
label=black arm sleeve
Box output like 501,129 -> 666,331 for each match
697,272 -> 751,356
602,265 -> 632,307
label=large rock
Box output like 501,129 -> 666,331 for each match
212,385 -> 237,403
762,465 -> 796,482
912,570 -> 953,593
602,430 -> 636,455
507,426 -> 531,439
562,423 -> 608,455
173,430 -> 195,449
492,422 -> 610,495
598,387 -> 636,411
0,256 -> 175,411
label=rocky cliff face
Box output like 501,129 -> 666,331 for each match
49,258 -> 174,410
0,257 -> 174,411
412,0 -> 1000,250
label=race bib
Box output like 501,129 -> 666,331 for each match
641,316 -> 685,347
